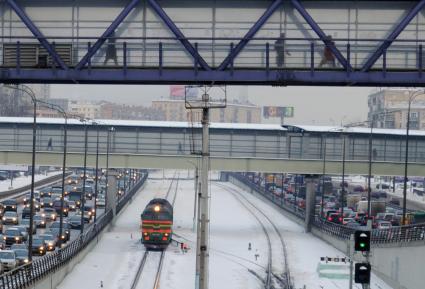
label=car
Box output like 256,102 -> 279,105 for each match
13,249 -> 29,266
20,219 -> 37,235
22,193 -> 31,205
2,211 -> 18,225
0,203 -> 5,218
68,201 -> 77,211
39,187 -> 52,198
39,233 -> 57,251
53,200 -> 69,217
377,220 -> 392,229
31,237 -> 46,256
3,228 -> 23,245
96,195 -> 105,207
0,235 -> 6,250
51,186 -> 63,197
68,215 -> 83,229
24,200 -> 41,211
21,207 -> 31,219
10,244 -> 27,251
42,197 -> 54,208
2,199 -> 18,212
33,215 -> 47,228
10,226 -> 28,242
67,175 -> 79,185
342,217 -> 355,225
42,208 -> 57,221
83,205 -> 96,219
49,222 -> 71,242
327,213 -> 343,224
0,250 -> 17,271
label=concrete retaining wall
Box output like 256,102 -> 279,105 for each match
228,176 -> 424,289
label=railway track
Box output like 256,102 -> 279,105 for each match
130,172 -> 180,289
216,182 -> 293,289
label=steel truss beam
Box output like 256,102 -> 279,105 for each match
217,0 -> 282,71
75,0 -> 140,70
147,0 -> 211,71
362,0 -> 425,72
5,0 -> 68,70
290,0 -> 352,71
3,68 -> 425,87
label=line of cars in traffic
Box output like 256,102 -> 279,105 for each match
0,172 -> 106,274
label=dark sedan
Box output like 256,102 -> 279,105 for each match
31,237 -> 47,256
3,228 -> 23,245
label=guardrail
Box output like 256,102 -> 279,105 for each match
229,172 -> 425,244
0,170 -> 149,289
116,170 -> 148,214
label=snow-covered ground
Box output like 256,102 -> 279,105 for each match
0,171 -> 61,193
57,171 -> 393,289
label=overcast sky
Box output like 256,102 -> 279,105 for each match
50,85 -> 374,125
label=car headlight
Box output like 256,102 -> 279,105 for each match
41,221 -> 45,224
24,259 -> 28,263
39,246 -> 44,250
48,242 -> 54,246
2,236 -> 5,240
12,217 -> 17,221
61,235 -> 65,239
15,236 -> 20,240
12,206 -> 15,209
2,217 -> 5,221
49,203 -> 53,206
41,213 -> 45,217
52,214 -> 56,218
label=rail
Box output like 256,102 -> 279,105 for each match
0,170 -> 149,289
229,172 -> 425,245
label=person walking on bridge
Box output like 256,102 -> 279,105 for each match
104,31 -> 118,66
274,33 -> 291,68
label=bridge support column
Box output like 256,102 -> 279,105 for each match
106,170 -> 118,216
305,174 -> 318,232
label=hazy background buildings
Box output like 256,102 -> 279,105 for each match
0,84 -> 422,129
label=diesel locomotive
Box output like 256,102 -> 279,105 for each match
140,198 -> 173,249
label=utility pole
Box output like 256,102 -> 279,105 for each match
198,93 -> 210,289
185,85 -> 226,289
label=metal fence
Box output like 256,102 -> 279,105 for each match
116,170 -> 148,214
230,172 -> 425,244
0,170 -> 149,289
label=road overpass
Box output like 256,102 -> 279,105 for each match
1,117 -> 425,176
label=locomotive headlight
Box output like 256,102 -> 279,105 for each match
154,205 -> 160,212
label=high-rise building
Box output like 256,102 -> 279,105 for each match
368,89 -> 425,130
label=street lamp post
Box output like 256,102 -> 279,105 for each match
402,90 -> 424,225
320,134 -> 327,218
105,126 -> 114,209
5,84 -> 37,261
94,122 -> 100,223
340,133 -> 346,218
80,119 -> 88,234
59,111 -> 68,246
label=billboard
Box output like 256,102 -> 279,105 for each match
170,85 -> 199,100
263,106 -> 294,118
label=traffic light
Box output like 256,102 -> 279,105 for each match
355,263 -> 371,284
354,230 -> 370,252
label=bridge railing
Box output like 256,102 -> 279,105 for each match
0,170 -> 149,289
0,36 -> 423,71
230,172 -> 425,244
